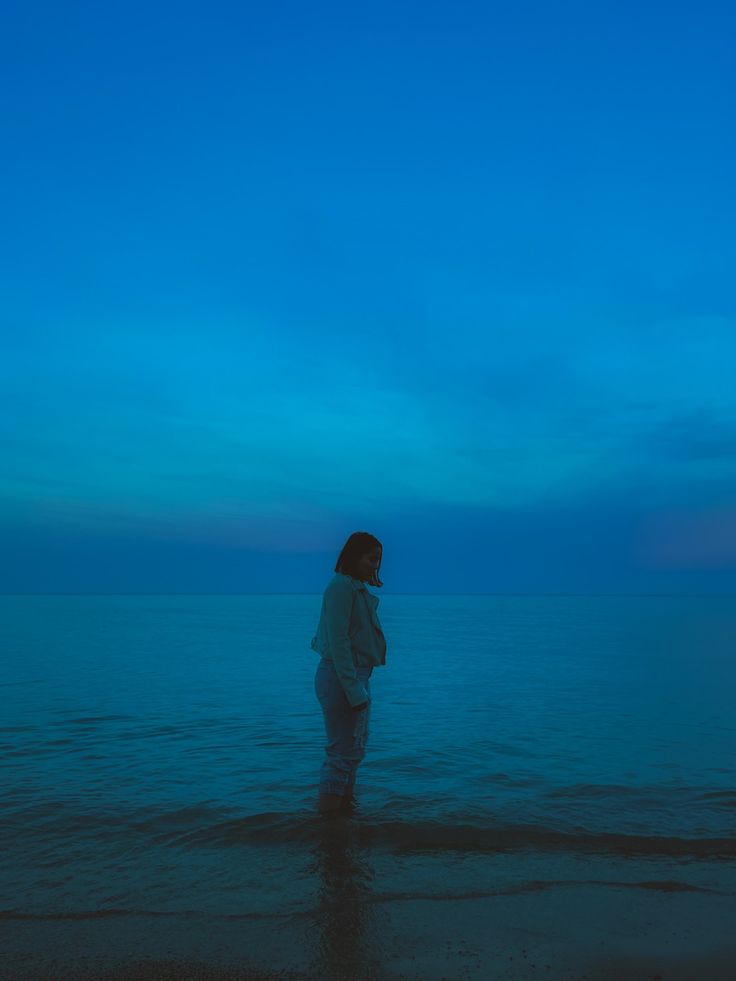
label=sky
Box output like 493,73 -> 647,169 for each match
1,0 -> 735,593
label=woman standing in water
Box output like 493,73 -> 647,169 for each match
312,532 -> 387,814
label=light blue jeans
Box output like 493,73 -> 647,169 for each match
314,657 -> 372,797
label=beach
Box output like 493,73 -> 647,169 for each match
3,849 -> 736,980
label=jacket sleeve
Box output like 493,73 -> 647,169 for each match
323,579 -> 370,707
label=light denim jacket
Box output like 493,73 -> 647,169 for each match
311,572 -> 387,707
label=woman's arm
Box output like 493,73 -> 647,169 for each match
323,578 -> 370,708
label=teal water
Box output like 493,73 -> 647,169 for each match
1,593 -> 734,924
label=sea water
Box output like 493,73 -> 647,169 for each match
1,593 -> 735,976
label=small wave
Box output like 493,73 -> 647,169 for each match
58,716 -> 133,726
544,784 -> 651,799
475,772 -> 540,787
696,791 -> 736,808
0,907 -> 292,922
168,814 -> 736,860
0,878 -> 725,924
132,803 -> 240,833
368,878 -> 723,901
0,909 -> 189,921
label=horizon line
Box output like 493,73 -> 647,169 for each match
1,591 -> 735,598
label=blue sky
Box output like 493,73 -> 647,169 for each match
2,0 -> 735,593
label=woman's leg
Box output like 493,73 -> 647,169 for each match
314,659 -> 370,807
344,692 -> 370,802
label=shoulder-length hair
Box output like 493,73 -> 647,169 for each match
334,531 -> 384,588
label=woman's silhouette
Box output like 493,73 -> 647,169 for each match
312,532 -> 387,813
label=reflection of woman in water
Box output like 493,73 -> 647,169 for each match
312,532 -> 387,814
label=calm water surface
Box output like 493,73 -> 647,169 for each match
2,593 -> 735,921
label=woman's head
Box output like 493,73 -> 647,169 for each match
334,531 -> 383,587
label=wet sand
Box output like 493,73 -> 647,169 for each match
3,874 -> 735,980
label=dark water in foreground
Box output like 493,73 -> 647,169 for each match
1,593 -> 735,974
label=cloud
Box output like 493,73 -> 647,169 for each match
645,410 -> 736,462
636,505 -> 736,569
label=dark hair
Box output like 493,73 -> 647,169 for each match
334,531 -> 384,587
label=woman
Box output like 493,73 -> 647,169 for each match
312,531 -> 387,814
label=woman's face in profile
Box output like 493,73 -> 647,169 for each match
356,546 -> 382,582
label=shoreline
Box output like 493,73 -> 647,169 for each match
3,876 -> 735,981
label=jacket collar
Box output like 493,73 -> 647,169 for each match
335,572 -> 366,591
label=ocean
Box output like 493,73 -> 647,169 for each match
2,593 -> 735,980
